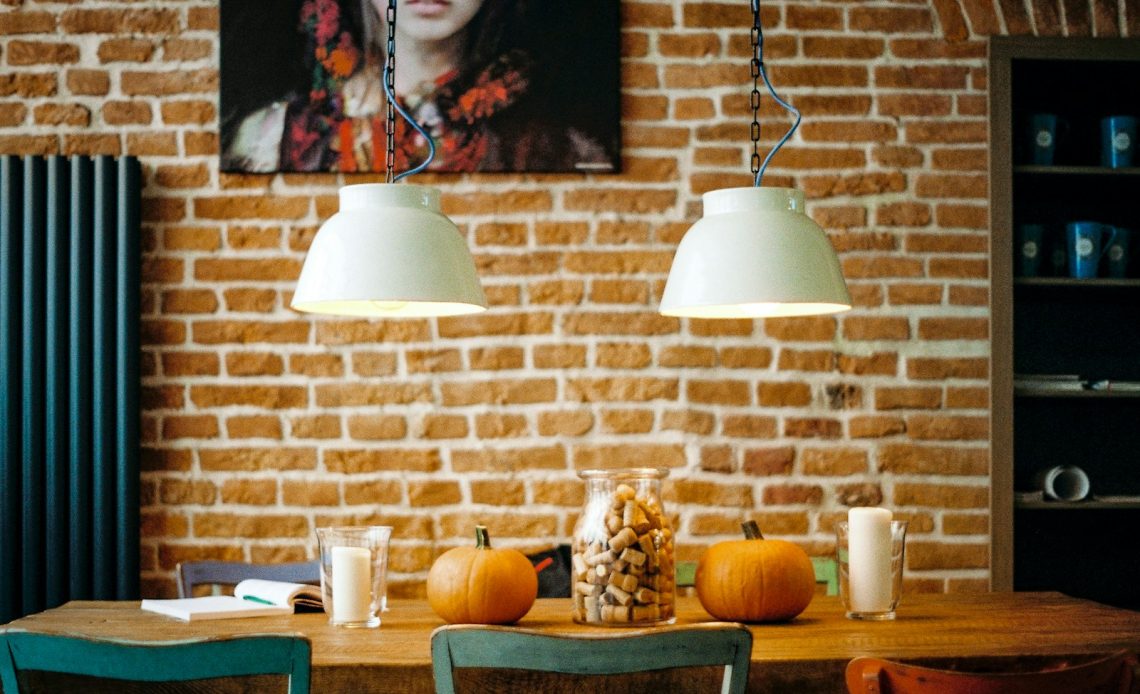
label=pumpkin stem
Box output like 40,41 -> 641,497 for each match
742,520 -> 764,540
474,525 -> 491,549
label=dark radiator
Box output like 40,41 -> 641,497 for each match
0,155 -> 141,623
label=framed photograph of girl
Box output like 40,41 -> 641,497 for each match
220,0 -> 621,174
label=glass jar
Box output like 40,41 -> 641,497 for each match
571,468 -> 675,626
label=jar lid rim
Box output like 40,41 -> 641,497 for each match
578,468 -> 669,479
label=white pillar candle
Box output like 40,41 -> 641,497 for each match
847,507 -> 893,613
331,546 -> 372,623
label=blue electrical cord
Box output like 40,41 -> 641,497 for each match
383,62 -> 436,181
753,0 -> 801,187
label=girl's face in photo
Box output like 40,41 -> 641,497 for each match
377,0 -> 485,44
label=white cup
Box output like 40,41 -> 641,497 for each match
1036,465 -> 1090,501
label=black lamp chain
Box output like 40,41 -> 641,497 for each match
385,0 -> 397,183
749,0 -> 762,179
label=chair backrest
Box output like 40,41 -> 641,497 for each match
176,560 -> 320,598
811,556 -> 839,596
431,622 -> 752,694
0,631 -> 311,694
846,651 -> 1137,694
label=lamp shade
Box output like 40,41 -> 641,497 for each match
660,187 -> 851,318
291,184 -> 486,317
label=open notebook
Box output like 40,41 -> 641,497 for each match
141,580 -> 323,622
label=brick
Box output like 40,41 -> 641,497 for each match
601,409 -> 654,434
720,347 -> 772,368
451,445 -> 565,472
162,38 -> 212,61
223,288 -> 276,312
98,38 -> 154,63
468,347 -> 523,371
918,317 -> 988,340
568,377 -> 678,403
936,203 -> 989,229
801,121 -> 897,143
162,352 -> 219,377
597,343 -> 651,369
343,480 -> 403,506
849,415 -> 906,439
764,316 -> 836,341
538,411 -> 593,437
200,448 -> 317,472
533,345 -> 586,369
876,202 -> 932,227
837,483 -> 884,507
141,320 -> 185,345
475,413 -> 529,438
722,415 -> 777,439
698,445 -> 734,473
324,448 -> 441,474
850,7 -> 934,33
589,279 -> 650,305
670,480 -> 752,506
141,447 -> 191,472
843,317 -> 910,341
691,319 -> 753,337
190,385 -> 306,409
441,191 -> 551,215
441,379 -> 556,406
564,312 -> 678,336
842,256 -> 923,279
188,7 -> 219,30
947,386 -> 988,409
1,72 -> 57,97
195,513 -> 309,539
663,410 -> 714,435
944,513 -> 989,535
757,382 -> 811,407
786,5 -> 843,29
161,415 -> 217,440
0,103 -> 27,126
184,132 -> 218,155
193,320 -> 309,345
907,543 -> 989,570
778,349 -> 835,372
417,414 -> 469,440
803,448 -> 868,476
889,284 -> 943,305
226,226 -> 280,249
878,94 -> 953,118
688,380 -> 750,406
659,345 -> 716,368
528,280 -> 584,305
0,11 -> 55,34
802,172 -> 907,199
227,415 -> 282,440
784,418 -> 842,439
742,446 -> 795,476
908,357 -> 988,380
161,100 -> 216,125
906,415 -> 989,441
876,387 -> 942,410
159,479 -> 216,505
33,103 -> 89,126
316,383 -> 431,407
125,132 -> 176,156
931,147 -> 989,171
351,352 -> 398,376
408,480 -> 462,507
160,289 -> 216,314
875,66 -> 969,89
288,415 -> 340,440
571,443 -> 686,470
315,320 -> 429,344
768,64 -> 868,88
8,40 -> 79,65
282,481 -> 339,506
406,349 -> 462,374
471,479 -> 526,506
674,97 -> 715,120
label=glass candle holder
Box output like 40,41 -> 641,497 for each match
315,526 -> 392,628
571,468 -> 675,626
836,519 -> 908,621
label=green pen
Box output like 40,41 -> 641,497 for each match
243,595 -> 275,606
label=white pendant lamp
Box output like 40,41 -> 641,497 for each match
291,184 -> 486,317
290,0 -> 486,319
660,187 -> 850,318
661,0 -> 850,319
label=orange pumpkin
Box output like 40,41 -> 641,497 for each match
695,520 -> 815,623
427,525 -> 538,624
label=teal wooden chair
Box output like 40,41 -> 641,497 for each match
176,559 -> 320,598
0,631 -> 311,693
431,622 -> 752,694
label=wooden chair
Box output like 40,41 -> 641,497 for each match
0,631 -> 311,693
846,650 -> 1137,694
431,622 -> 752,694
176,559 -> 320,598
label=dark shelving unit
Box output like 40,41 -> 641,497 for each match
991,37 -> 1140,612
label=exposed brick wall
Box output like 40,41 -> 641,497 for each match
2,0 -> 1131,599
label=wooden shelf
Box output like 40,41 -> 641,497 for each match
1014,165 -> 1140,176
1016,499 -> 1140,510
1014,387 -> 1140,398
1014,278 -> 1140,288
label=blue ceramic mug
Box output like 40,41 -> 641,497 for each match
1101,116 -> 1137,168
1015,224 -> 1044,277
1066,222 -> 1117,279
1027,113 -> 1060,165
1105,226 -> 1131,279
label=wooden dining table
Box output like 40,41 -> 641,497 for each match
4,592 -> 1140,693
